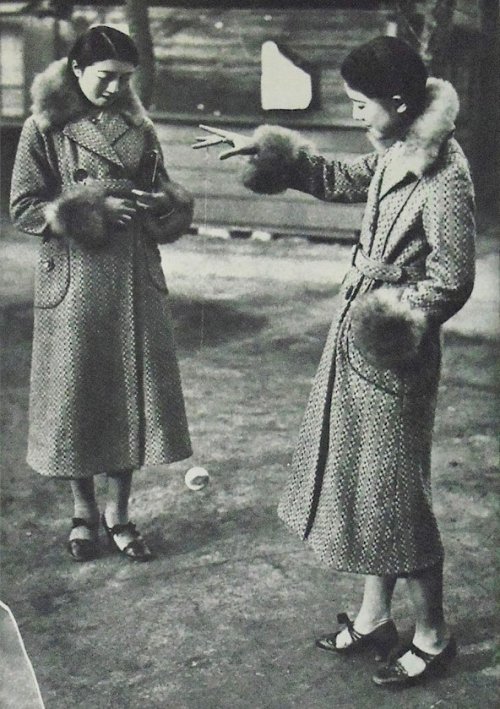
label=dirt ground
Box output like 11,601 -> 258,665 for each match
0,222 -> 498,708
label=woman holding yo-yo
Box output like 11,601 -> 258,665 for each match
194,36 -> 475,687
10,26 -> 193,562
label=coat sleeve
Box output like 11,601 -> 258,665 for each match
241,125 -> 378,203
401,157 -> 476,323
10,117 -> 114,249
139,121 -> 194,244
10,117 -> 59,236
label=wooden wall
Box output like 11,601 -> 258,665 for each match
146,7 -> 392,122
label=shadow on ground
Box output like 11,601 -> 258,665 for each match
1,243 -> 497,708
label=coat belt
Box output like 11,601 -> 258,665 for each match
351,245 -> 423,284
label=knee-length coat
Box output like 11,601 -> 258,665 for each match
243,79 -> 475,575
10,59 -> 193,479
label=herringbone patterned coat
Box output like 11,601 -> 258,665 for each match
245,79 -> 475,575
10,59 -> 193,478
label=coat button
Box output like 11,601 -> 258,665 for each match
345,285 -> 354,300
73,169 -> 89,183
43,257 -> 55,272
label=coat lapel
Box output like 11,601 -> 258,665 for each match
365,146 -> 422,259
100,113 -> 134,146
378,142 -> 418,200
379,162 -> 415,200
63,118 -> 124,167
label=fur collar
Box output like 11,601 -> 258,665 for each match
30,58 -> 147,131
369,78 -> 459,176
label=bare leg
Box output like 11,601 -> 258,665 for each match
103,470 -> 151,558
355,575 -> 398,631
406,563 -> 449,651
396,562 -> 450,675
105,469 -> 133,527
69,478 -> 99,541
336,574 -> 397,648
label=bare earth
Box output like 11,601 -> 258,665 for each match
0,226 -> 498,708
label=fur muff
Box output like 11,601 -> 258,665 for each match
349,288 -> 428,370
242,125 -> 313,194
45,184 -> 110,248
139,178 -> 194,243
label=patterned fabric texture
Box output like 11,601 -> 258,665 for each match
10,60 -> 193,479
247,79 -> 476,575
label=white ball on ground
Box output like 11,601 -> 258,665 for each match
185,466 -> 210,491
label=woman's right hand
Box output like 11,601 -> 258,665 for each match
192,125 -> 257,160
104,196 -> 137,228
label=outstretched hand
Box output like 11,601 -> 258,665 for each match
192,124 -> 257,160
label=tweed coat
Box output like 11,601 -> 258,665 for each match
244,79 -> 475,575
10,59 -> 193,479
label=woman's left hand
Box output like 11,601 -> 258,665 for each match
132,189 -> 172,215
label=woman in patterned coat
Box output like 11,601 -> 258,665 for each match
195,37 -> 475,686
10,27 -> 193,562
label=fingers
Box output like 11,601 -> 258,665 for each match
219,145 -> 258,160
120,203 -> 137,217
192,136 -> 227,149
193,124 -> 252,150
131,189 -> 167,211
131,189 -> 153,209
198,124 -> 231,137
131,190 -> 164,202
199,125 -> 246,143
219,147 -> 243,160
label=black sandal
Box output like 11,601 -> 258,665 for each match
101,513 -> 153,562
67,517 -> 99,562
316,613 -> 399,662
372,637 -> 457,688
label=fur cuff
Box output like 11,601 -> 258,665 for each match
142,210 -> 181,244
242,125 -> 313,194
349,288 -> 428,370
142,181 -> 194,244
45,185 -> 110,248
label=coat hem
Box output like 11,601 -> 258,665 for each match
27,447 -> 193,480
278,515 -> 444,577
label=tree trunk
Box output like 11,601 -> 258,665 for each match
124,0 -> 155,109
395,0 -> 456,74
477,0 -> 499,214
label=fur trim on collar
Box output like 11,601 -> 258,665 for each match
369,78 -> 459,176
30,58 -> 147,130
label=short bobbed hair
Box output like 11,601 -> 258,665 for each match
68,25 -> 139,70
341,36 -> 428,120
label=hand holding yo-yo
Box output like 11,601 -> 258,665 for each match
192,125 -> 257,160
185,466 -> 210,491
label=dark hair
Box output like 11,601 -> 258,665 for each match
341,36 -> 428,119
68,25 -> 139,70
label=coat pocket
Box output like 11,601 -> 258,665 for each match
346,335 -> 406,396
346,327 -> 440,399
34,239 -> 70,309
